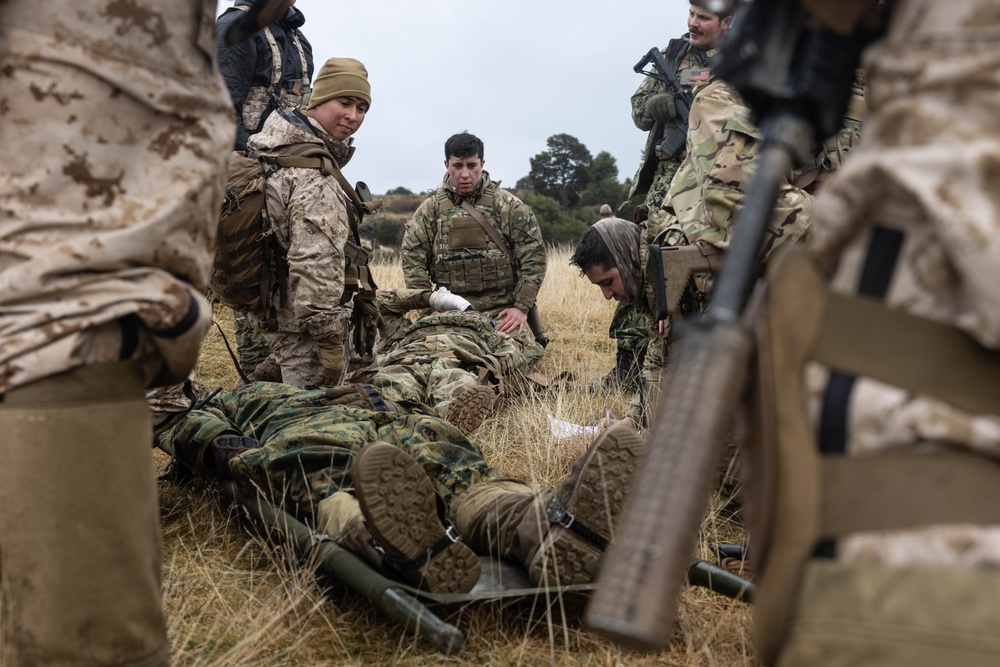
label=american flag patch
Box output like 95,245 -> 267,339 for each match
690,69 -> 710,82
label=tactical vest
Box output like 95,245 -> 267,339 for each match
427,183 -> 516,295
232,5 -> 311,134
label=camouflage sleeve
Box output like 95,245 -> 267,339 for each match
280,167 -> 354,339
497,191 -> 546,312
631,70 -> 665,132
672,79 -> 814,259
158,398 -> 240,476
401,196 -> 437,291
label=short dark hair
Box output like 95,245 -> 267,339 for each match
570,226 -> 615,272
444,132 -> 484,161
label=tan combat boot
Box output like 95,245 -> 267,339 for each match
452,425 -> 645,587
352,443 -> 481,594
441,384 -> 498,435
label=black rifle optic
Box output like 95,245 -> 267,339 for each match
633,47 -> 694,159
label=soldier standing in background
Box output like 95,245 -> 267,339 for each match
401,132 -> 547,347
217,0 -> 314,382
601,2 -> 733,395
0,1 -> 234,664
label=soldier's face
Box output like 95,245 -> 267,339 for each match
584,263 -> 629,303
446,155 -> 484,195
312,96 -> 368,142
687,6 -> 730,49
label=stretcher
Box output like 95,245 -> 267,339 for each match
223,481 -> 754,655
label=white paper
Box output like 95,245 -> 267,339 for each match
547,414 -> 599,439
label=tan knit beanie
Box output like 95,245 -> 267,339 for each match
306,57 -> 371,109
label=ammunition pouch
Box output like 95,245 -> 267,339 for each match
433,250 -> 515,295
743,248 -> 1000,665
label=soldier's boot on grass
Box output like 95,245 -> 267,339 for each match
452,425 -> 645,586
352,443 -> 481,594
442,384 -> 497,435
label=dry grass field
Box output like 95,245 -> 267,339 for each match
156,244 -> 757,666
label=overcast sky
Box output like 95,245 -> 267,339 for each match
217,1 -> 689,195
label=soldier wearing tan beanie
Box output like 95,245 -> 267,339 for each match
306,57 -> 371,109
243,56 -> 378,389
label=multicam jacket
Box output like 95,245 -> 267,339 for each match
401,172 -> 547,315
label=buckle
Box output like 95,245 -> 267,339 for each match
445,524 -> 462,544
546,498 -> 575,529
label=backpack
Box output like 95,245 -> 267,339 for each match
210,144 -> 337,331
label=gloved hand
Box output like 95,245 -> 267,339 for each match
645,93 -> 676,123
311,326 -> 346,387
323,383 -> 394,412
429,286 -> 474,313
211,432 -> 261,478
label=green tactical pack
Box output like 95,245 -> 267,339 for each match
210,144 -> 338,331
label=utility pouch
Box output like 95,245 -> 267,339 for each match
448,217 -> 490,250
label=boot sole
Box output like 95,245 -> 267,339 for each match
529,425 -> 645,587
353,443 -> 481,594
442,385 -> 497,435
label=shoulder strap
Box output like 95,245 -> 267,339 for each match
234,5 -> 282,101
459,199 -> 514,265
259,143 -> 383,220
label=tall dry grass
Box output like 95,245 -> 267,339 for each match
157,244 -> 756,666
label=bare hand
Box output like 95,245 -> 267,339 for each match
494,307 -> 527,334
598,416 -> 636,433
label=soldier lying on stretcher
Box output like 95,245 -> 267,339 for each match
147,380 -> 642,594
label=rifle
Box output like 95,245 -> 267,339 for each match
633,47 -> 694,160
586,0 -> 882,650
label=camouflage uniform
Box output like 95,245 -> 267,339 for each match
0,1 -> 233,664
760,1 -> 1000,664
247,108 -> 375,387
157,381 -> 503,521
401,171 -> 546,351
626,37 -> 713,211
365,304 -> 543,415
629,77 -> 817,425
218,0 -> 315,375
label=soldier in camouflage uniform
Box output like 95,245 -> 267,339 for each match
747,1 -> 1000,664
247,57 -> 379,388
575,73 -> 831,428
0,1 -> 233,664
218,0 -> 315,380
362,288 -> 545,434
401,132 -> 547,349
153,380 -> 645,595
625,2 -> 734,213
607,2 -> 733,393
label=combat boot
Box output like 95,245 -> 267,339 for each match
441,384 -> 497,435
352,443 -> 481,594
452,425 -> 645,587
